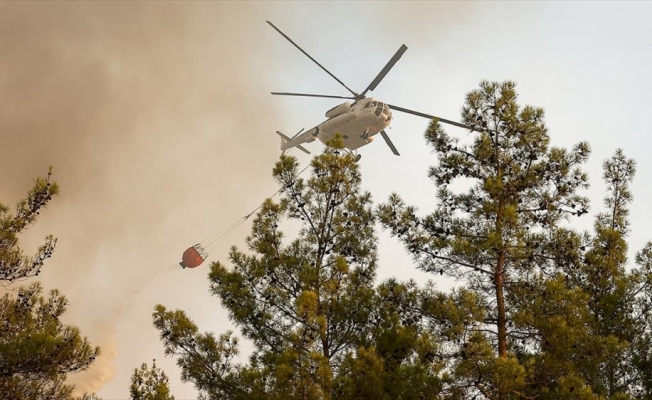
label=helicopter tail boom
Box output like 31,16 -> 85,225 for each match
276,131 -> 311,155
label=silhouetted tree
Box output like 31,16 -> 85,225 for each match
1,167 -> 58,283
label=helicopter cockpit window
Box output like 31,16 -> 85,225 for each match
364,102 -> 372,109
373,102 -> 385,116
371,101 -> 377,107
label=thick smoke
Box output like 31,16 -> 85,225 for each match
0,2 -> 282,395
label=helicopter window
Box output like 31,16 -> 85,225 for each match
375,107 -> 382,116
382,108 -> 390,116
364,102 -> 372,109
371,101 -> 377,107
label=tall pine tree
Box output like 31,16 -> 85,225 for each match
377,81 -> 591,398
512,150 -> 652,399
152,142 -> 454,399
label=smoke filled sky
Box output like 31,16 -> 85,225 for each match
2,2 -> 652,399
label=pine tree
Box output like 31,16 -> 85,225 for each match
130,359 -> 175,400
377,81 -> 592,398
583,151 -> 652,398
536,149 -> 652,398
481,148 -> 652,400
1,167 -> 58,283
150,82 -> 652,399
156,144 -> 377,399
631,242 -> 652,399
152,142 -> 451,399
0,169 -> 100,399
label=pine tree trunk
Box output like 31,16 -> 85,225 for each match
494,135 -> 508,360
495,253 -> 508,359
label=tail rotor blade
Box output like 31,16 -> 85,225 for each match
266,21 -> 358,98
380,130 -> 400,156
362,44 -> 408,96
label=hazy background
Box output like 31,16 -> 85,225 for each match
2,2 -> 652,399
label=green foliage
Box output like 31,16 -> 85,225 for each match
152,141 -> 451,399
212,144 -> 378,363
0,169 -> 100,399
130,359 -> 175,400
377,81 -> 652,398
152,83 -> 652,399
0,283 -> 99,376
1,166 -> 59,283
153,306 -> 249,399
500,150 -> 651,399
330,279 -> 449,400
377,81 -> 592,397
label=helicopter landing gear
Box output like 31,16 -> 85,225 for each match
351,151 -> 362,162
343,149 -> 362,162
360,129 -> 370,140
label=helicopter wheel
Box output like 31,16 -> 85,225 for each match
344,149 -> 362,162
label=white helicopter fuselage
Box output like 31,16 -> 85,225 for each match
269,21 -> 469,157
278,98 -> 392,153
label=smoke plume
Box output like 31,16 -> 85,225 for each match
1,2 -> 282,395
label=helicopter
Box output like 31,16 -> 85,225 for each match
268,21 -> 472,160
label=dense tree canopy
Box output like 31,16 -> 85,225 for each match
377,81 -> 652,399
152,81 -> 652,400
152,143 -> 465,399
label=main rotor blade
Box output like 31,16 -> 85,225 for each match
380,130 -> 400,156
266,21 -> 358,98
271,92 -> 355,100
387,103 -> 473,130
361,44 -> 408,97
